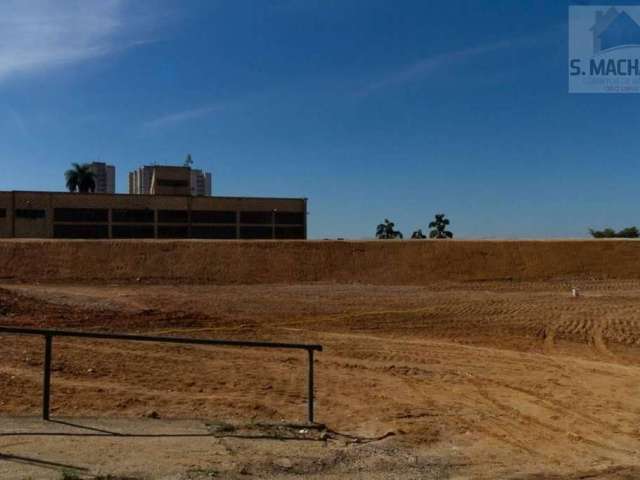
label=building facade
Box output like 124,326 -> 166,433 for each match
0,191 -> 306,240
148,166 -> 192,196
89,162 -> 116,193
191,169 -> 212,196
128,166 -> 154,195
129,165 -> 213,196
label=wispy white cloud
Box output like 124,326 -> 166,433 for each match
356,27 -> 562,97
0,0 -> 157,82
142,105 -> 224,130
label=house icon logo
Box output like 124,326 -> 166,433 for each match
569,5 -> 640,93
591,7 -> 640,54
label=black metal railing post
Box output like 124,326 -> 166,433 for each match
308,348 -> 315,424
42,334 -> 52,421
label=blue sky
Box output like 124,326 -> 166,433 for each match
1,0 -> 638,239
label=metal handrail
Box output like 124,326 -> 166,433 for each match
0,326 -> 322,423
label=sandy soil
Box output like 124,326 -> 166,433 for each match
4,239 -> 640,285
2,280 -> 640,479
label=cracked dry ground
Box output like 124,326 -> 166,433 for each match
2,281 -> 640,479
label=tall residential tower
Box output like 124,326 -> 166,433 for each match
89,162 -> 116,193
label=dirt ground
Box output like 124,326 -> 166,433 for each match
2,280 -> 640,479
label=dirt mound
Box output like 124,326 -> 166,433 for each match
0,287 -> 209,331
1,239 -> 640,284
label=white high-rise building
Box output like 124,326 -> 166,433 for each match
89,162 -> 116,193
128,166 -> 154,195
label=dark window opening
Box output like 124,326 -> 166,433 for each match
112,209 -> 154,223
54,224 -> 109,239
158,225 -> 189,238
275,226 -> 306,239
158,210 -> 189,223
191,225 -> 237,239
54,208 -> 108,223
16,209 -> 46,219
0,208 -> 6,218
157,179 -> 189,187
275,212 -> 305,225
240,226 -> 273,239
191,210 -> 236,224
240,211 -> 273,224
112,225 -> 155,238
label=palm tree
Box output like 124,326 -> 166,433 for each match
411,229 -> 426,239
428,214 -> 453,239
65,163 -> 96,193
376,219 -> 403,239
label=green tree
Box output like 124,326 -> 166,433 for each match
64,163 -> 96,193
428,213 -> 453,239
376,219 -> 403,239
589,227 -> 639,238
411,229 -> 426,239
618,227 -> 640,238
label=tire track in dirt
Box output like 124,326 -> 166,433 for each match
0,365 -> 273,404
316,326 -> 640,466
306,329 -> 631,463
391,370 -> 559,461
541,322 -> 558,354
471,377 -> 637,458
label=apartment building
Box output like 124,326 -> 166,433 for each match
89,162 -> 116,193
191,169 -> 212,196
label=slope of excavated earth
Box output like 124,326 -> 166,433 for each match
3,239 -> 640,284
2,280 -> 640,479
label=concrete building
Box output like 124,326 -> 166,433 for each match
191,169 -> 212,196
128,166 -> 154,195
129,165 -> 213,196
148,166 -> 192,196
89,162 -> 116,193
0,191 -> 306,239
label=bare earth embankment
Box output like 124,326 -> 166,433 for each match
2,240 -> 640,479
